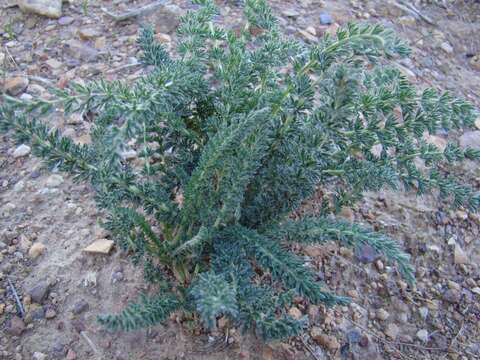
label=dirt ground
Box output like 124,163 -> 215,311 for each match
1,0 -> 479,359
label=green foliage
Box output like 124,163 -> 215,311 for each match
1,0 -> 478,341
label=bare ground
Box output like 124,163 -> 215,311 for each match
1,0 -> 480,359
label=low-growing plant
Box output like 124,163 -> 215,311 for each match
1,0 -> 478,340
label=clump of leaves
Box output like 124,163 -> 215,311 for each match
1,0 -> 478,340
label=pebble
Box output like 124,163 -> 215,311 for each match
6,316 -> 25,336
18,0 -> 62,18
288,306 -> 303,320
416,329 -> 429,342
5,76 -> 29,96
311,328 -> 340,351
72,299 -> 89,315
470,54 -> 480,71
454,244 -> 469,265
385,323 -> 400,340
440,42 -> 454,54
28,281 -> 51,304
45,308 -> 57,319
66,113 -> 83,125
282,9 -> 300,18
346,329 -> 361,344
13,144 -> 31,158
46,174 -> 64,188
28,243 -> 46,259
66,349 -> 77,360
376,308 -> 390,321
443,288 -> 461,304
355,244 -> 380,263
65,39 -> 100,62
319,12 -> 333,25
459,131 -> 480,150
83,239 -> 115,254
45,58 -> 63,70
79,28 -> 101,40
58,16 -> 74,25
419,307 -> 428,320
32,352 -> 46,360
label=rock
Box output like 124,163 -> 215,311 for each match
46,174 -> 64,188
0,303 -> 5,315
5,77 -> 29,96
66,349 -> 77,360
79,28 -> 101,40
311,329 -> 340,352
28,243 -> 46,259
419,307 -> 428,320
282,9 -> 300,18
83,239 -> 115,254
376,308 -> 390,321
7,316 -> 25,336
66,113 -> 83,125
65,39 -> 100,62
346,329 -> 361,344
385,323 -> 400,340
45,58 -> 63,70
416,329 -> 429,342
319,12 -> 333,25
18,0 -> 62,18
32,352 -> 47,360
339,207 -> 355,221
454,244 -> 468,265
121,149 -> 138,160
28,281 -> 51,304
288,306 -> 302,320
440,42 -> 453,54
13,144 -> 31,158
45,308 -> 57,319
355,244 -> 380,263
470,54 -> 480,71
58,16 -> 74,25
443,289 -> 461,304
72,299 -> 89,315
459,131 -> 480,150
471,287 -> 480,295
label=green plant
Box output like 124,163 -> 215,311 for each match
1,0 -> 478,340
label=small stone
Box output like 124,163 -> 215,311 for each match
416,329 -> 429,342
28,281 -> 51,304
121,149 -> 138,160
470,54 -> 480,71
311,329 -> 340,352
355,244 -> 380,263
419,307 -> 428,320
375,259 -> 384,272
459,131 -> 480,150
385,323 -> 400,340
288,306 -> 302,320
470,287 -> 480,295
65,39 -> 99,62
398,15 -> 416,25
72,299 -> 89,315
282,9 -> 300,18
28,243 -> 46,259
79,28 -> 101,40
443,289 -> 461,304
319,12 -> 333,25
58,16 -> 74,25
5,76 -> 29,96
94,37 -> 107,49
440,42 -> 454,54
18,0 -> 62,18
45,58 -> 63,70
359,335 -> 369,347
13,144 -> 31,158
66,113 -> 83,125
454,244 -> 468,265
46,174 -> 64,188
346,329 -> 361,344
7,316 -> 25,336
0,303 -> 5,315
32,352 -> 46,360
376,308 -> 390,321
83,239 -> 115,254
66,349 -> 77,360
339,207 -> 355,221
45,308 -> 57,319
